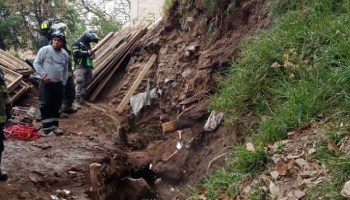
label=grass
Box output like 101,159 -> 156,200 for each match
204,0 -> 217,13
163,0 -> 173,11
306,139 -> 348,199
193,0 -> 350,199
191,147 -> 268,199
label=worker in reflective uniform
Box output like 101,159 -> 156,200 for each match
0,68 -> 12,181
72,30 -> 99,106
36,20 -> 54,53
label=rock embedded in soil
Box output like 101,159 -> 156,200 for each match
270,171 -> 279,180
246,142 -> 255,152
341,180 -> 350,197
294,190 -> 306,199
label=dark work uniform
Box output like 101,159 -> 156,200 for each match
36,34 -> 76,113
0,68 -> 12,181
33,45 -> 69,134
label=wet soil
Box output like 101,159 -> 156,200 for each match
0,103 -> 120,199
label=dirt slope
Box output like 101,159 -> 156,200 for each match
97,0 -> 268,199
0,0 -> 269,199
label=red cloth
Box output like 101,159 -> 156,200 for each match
4,125 -> 40,140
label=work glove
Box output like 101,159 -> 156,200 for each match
88,50 -> 96,58
5,105 -> 11,120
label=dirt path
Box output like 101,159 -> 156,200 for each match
0,103 -> 119,200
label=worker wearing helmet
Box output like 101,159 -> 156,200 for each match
36,20 -> 54,53
0,68 -> 12,181
33,30 -> 69,136
50,23 -> 77,115
72,30 -> 99,106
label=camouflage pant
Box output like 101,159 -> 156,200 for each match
63,75 -> 76,107
74,67 -> 92,100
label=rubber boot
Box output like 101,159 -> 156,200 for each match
61,104 -> 78,114
75,97 -> 85,109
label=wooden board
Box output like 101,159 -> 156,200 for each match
88,44 -> 129,101
116,54 -> 157,113
86,42 -> 128,94
88,27 -> 147,99
0,49 -> 33,75
94,31 -> 130,67
0,65 -> 23,91
9,80 -> 30,103
92,32 -> 114,53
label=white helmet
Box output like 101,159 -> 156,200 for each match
51,22 -> 68,36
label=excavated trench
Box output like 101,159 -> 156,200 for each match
84,1 -> 269,199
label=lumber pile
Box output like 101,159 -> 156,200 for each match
0,65 -> 31,103
0,49 -> 34,76
0,50 -> 33,103
86,26 -> 148,101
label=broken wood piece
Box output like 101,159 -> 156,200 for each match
179,92 -> 206,105
89,163 -> 102,200
116,54 -> 157,113
176,105 -> 196,119
147,17 -> 163,31
162,121 -> 176,134
163,149 -> 178,163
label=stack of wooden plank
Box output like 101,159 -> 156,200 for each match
86,26 -> 148,101
0,50 -> 33,102
0,49 -> 34,76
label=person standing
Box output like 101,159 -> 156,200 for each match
0,68 -> 12,181
72,30 -> 99,106
36,20 -> 54,53
33,30 -> 69,136
50,23 -> 77,115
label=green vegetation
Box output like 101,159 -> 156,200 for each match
0,0 -> 122,51
0,1 -> 24,50
163,0 -> 174,11
204,0 -> 217,13
196,0 -> 350,199
192,147 -> 268,199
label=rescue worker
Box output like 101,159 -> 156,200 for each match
0,68 -> 12,181
50,23 -> 77,115
36,21 -> 77,116
72,30 -> 99,106
33,30 -> 69,136
36,20 -> 54,53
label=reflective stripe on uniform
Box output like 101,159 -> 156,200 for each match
43,126 -> 55,131
41,23 -> 48,29
42,118 -> 59,123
